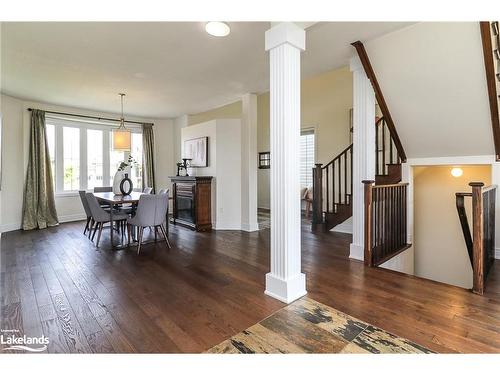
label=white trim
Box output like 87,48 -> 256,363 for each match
241,222 -> 260,232
59,213 -> 86,223
0,222 -> 22,233
265,22 -> 305,51
0,214 -> 86,233
349,244 -> 364,261
496,248 -> 500,260
331,220 -> 353,234
406,155 -> 496,166
214,222 -> 243,231
265,273 -> 307,304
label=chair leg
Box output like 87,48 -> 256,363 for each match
91,222 -> 99,241
154,226 -> 157,242
96,222 -> 103,248
88,219 -> 94,238
127,223 -> 131,246
84,217 -> 91,235
159,224 -> 171,249
137,227 -> 144,254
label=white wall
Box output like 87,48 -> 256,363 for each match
181,119 -> 242,229
366,22 -> 493,158
0,93 -> 175,232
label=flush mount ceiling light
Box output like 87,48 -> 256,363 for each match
451,167 -> 463,178
205,22 -> 230,37
112,93 -> 131,151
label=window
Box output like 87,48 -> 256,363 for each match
46,117 -> 143,193
87,129 -> 103,190
63,127 -> 80,191
300,129 -> 315,188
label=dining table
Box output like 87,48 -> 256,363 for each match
93,191 -> 143,249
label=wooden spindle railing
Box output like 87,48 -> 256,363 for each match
312,144 -> 353,231
376,117 -> 401,176
456,182 -> 497,294
363,180 -> 410,267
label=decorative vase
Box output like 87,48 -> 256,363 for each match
120,173 -> 133,195
112,171 -> 124,195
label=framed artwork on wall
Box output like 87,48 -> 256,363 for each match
184,136 -> 209,167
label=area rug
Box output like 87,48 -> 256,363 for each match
206,297 -> 434,354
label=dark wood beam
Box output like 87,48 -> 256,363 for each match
351,41 -> 407,163
479,21 -> 500,162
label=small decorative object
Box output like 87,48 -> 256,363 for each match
120,173 -> 133,195
184,136 -> 208,167
258,152 -> 270,169
176,158 -> 192,176
113,155 -> 139,194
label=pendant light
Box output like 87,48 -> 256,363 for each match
112,93 -> 131,151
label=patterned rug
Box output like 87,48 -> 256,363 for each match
206,297 -> 434,354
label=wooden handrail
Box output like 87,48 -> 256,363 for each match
479,22 -> 500,161
351,41 -> 407,162
322,144 -> 353,169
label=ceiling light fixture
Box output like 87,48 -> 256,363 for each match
451,167 -> 463,178
112,93 -> 131,151
205,22 -> 230,37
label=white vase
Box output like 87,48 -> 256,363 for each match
112,171 -> 124,195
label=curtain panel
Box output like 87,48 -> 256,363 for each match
22,109 -> 59,230
142,124 -> 156,193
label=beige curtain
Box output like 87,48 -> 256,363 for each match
22,109 -> 59,230
142,124 -> 156,193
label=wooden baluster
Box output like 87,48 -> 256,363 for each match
375,122 -> 379,175
363,180 -> 375,266
350,146 -> 353,201
332,162 -> 335,210
312,163 -> 324,229
382,122 -> 386,174
326,166 -> 330,212
338,159 -> 341,205
344,152 -> 347,204
470,182 -> 485,295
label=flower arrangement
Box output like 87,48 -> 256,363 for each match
117,155 -> 139,172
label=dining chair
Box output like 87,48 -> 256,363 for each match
127,194 -> 171,254
143,187 -> 153,194
78,190 -> 93,236
158,189 -> 170,235
86,192 -> 128,248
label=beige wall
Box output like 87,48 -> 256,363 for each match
413,165 -> 491,289
188,66 -> 353,209
188,101 -> 242,126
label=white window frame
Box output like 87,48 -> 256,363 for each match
300,127 -> 316,189
46,116 -> 142,196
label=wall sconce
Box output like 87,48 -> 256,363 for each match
258,152 -> 270,169
451,167 -> 463,177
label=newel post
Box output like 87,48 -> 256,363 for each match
312,163 -> 324,229
363,180 -> 375,267
470,182 -> 485,294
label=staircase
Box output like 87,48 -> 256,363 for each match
312,117 -> 404,232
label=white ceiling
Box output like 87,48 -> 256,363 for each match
1,22 -> 412,118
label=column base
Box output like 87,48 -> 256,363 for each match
265,273 -> 307,304
241,222 -> 260,232
349,243 -> 364,261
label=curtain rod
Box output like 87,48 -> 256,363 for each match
27,108 -> 154,126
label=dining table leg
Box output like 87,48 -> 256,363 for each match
110,207 -> 114,247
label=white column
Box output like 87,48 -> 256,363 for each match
241,93 -> 259,232
349,56 -> 376,261
264,23 -> 307,303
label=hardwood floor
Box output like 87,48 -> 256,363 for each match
1,219 -> 499,353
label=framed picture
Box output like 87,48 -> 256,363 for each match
258,151 -> 270,169
184,136 -> 208,167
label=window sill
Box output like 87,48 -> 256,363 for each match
55,191 -> 80,198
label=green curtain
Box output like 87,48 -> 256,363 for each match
142,124 -> 156,193
22,109 -> 59,230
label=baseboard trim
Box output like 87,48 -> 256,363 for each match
214,222 -> 243,231
349,243 -> 364,262
496,248 -> 500,260
241,222 -> 260,232
0,214 -> 86,233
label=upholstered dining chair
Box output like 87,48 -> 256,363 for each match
86,193 -> 128,248
127,194 -> 171,254
157,189 -> 170,235
143,187 -> 153,194
78,191 -> 93,236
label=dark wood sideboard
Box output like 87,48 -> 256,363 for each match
170,176 -> 213,231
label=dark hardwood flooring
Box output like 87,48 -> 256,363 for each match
1,219 -> 499,353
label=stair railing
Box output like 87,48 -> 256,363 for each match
363,180 -> 410,267
312,144 -> 353,230
455,182 -> 497,294
376,117 -> 402,175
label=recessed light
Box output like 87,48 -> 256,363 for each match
205,22 -> 230,37
451,167 -> 463,178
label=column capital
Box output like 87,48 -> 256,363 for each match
265,22 -> 305,52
